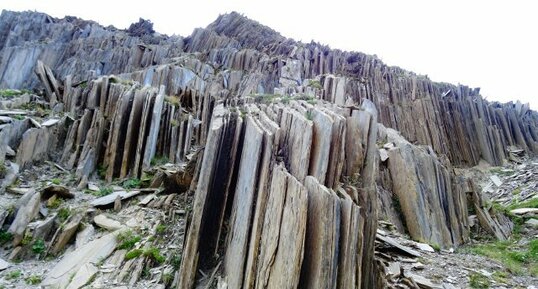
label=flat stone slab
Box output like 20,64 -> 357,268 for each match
6,187 -> 33,195
379,148 -> 389,162
87,183 -> 100,192
414,242 -> 435,252
376,234 -> 421,257
41,119 -> 60,127
408,273 -> 443,289
0,110 -> 28,116
90,190 -> 141,207
0,116 -> 12,123
510,208 -> 538,215
0,258 -> 10,271
525,218 -> 538,228
490,175 -> 502,187
66,263 -> 98,289
42,231 -> 119,288
94,214 -> 122,231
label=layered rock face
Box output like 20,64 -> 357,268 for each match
376,126 -> 469,247
177,98 -> 379,289
2,10 -> 537,167
0,10 -> 184,89
0,9 -> 537,289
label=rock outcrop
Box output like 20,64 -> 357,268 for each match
177,98 -> 379,289
0,9 -> 536,289
2,10 -> 536,170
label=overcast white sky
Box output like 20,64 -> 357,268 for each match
2,0 -> 537,109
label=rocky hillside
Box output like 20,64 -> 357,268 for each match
0,10 -> 537,289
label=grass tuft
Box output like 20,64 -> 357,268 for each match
122,178 -> 141,189
117,230 -> 141,250
58,207 -> 71,222
156,224 -> 167,235
32,239 -> 46,255
469,272 -> 490,288
0,229 -> 13,244
150,156 -> 169,166
466,239 -> 538,276
506,197 -> 538,211
143,247 -> 165,264
25,275 -> 42,285
6,270 -> 22,280
125,249 -> 144,260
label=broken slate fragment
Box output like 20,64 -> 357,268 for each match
138,194 -> 155,206
42,185 -> 75,199
90,190 -> 141,207
407,273 -> 442,289
41,119 -> 60,127
75,224 -> 95,249
525,218 -> 538,228
414,242 -> 435,253
51,214 -> 83,255
0,258 -> 10,271
379,148 -> 389,162
42,231 -> 119,288
94,214 -> 122,231
87,183 -> 100,192
387,262 -> 401,275
66,263 -> 98,289
5,145 -> 15,157
490,175 -> 502,187
510,208 -> 538,216
376,234 -> 421,257
6,187 -> 33,195
8,190 -> 41,246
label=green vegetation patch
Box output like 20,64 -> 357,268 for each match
164,95 -> 181,107
124,247 -> 164,264
469,272 -> 490,288
58,207 -> 72,222
489,167 -> 515,177
307,79 -> 323,90
122,178 -> 141,189
6,269 -> 22,280
25,275 -> 42,285
466,239 -> 538,276
32,239 -> 46,255
156,224 -> 167,235
96,186 -> 113,197
506,197 -> 538,210
125,249 -> 144,260
170,252 -> 182,270
0,163 -> 6,178
0,89 -> 30,98
117,230 -> 141,250
150,156 -> 169,166
47,197 -> 63,209
143,247 -> 165,264
0,229 -> 13,244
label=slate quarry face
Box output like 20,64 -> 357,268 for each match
0,9 -> 537,289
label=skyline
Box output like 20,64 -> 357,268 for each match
1,0 -> 537,109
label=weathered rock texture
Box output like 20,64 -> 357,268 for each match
0,11 -> 183,90
2,10 -> 537,169
376,126 -> 469,248
0,9 -> 536,289
177,99 -> 379,289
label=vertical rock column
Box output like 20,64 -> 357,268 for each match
177,105 -> 242,289
177,99 -> 380,289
